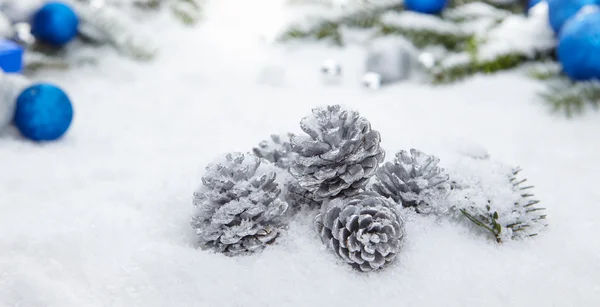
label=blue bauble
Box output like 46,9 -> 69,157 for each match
547,0 -> 600,33
557,9 -> 600,80
14,84 -> 74,141
31,2 -> 79,46
404,0 -> 448,14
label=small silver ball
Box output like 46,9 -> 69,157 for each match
362,72 -> 381,90
321,59 -> 342,77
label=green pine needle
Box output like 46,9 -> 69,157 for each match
539,78 -> 600,117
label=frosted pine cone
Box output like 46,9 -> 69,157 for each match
253,133 -> 297,169
315,193 -> 405,272
192,152 -> 289,256
284,180 -> 322,210
372,149 -> 449,213
290,105 -> 385,199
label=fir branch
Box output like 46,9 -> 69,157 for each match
432,49 -> 554,84
171,0 -> 203,25
377,23 -> 472,51
278,2 -> 402,45
539,78 -> 600,117
458,167 -> 546,243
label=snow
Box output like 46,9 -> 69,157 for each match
1,0 -> 600,306
477,1 -> 556,61
381,10 -> 463,34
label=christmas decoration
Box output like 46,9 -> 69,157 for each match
404,0 -> 448,15
365,37 -> 416,86
314,192 -> 405,272
321,59 -> 342,84
280,1 -> 555,86
371,149 -> 450,214
14,83 -> 74,141
289,105 -> 385,199
253,133 -> 297,169
448,160 -> 547,243
0,39 -> 23,73
31,1 -> 79,46
191,152 -> 289,256
362,72 -> 382,89
557,8 -> 600,81
547,0 -> 599,33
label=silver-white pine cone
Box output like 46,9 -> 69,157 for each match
290,105 -> 385,199
315,193 -> 405,272
253,133 -> 297,169
372,149 -> 449,213
192,152 -> 289,256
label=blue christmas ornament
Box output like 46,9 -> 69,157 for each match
547,0 -> 600,33
31,2 -> 79,46
0,39 -> 23,73
557,9 -> 600,81
404,0 -> 448,14
14,83 -> 74,141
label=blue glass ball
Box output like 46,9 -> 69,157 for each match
557,10 -> 600,80
14,84 -> 74,141
31,2 -> 79,46
547,0 -> 600,33
404,0 -> 448,14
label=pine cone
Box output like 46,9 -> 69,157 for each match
284,180 -> 322,210
290,105 -> 385,199
192,152 -> 289,256
253,133 -> 297,169
372,149 -> 449,213
315,193 -> 405,272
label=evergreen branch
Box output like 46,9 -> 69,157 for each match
539,78 -> 600,117
460,208 -> 502,243
431,50 -> 554,84
377,24 -> 472,51
171,0 -> 203,25
278,2 -> 402,45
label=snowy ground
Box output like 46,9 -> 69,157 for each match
1,1 -> 600,306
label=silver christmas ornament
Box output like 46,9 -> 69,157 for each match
315,192 -> 405,272
365,38 -> 416,86
321,59 -> 342,84
362,72 -> 382,90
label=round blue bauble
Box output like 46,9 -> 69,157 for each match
557,9 -> 600,80
14,83 -> 74,141
31,2 -> 79,46
404,0 -> 448,14
547,0 -> 600,33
